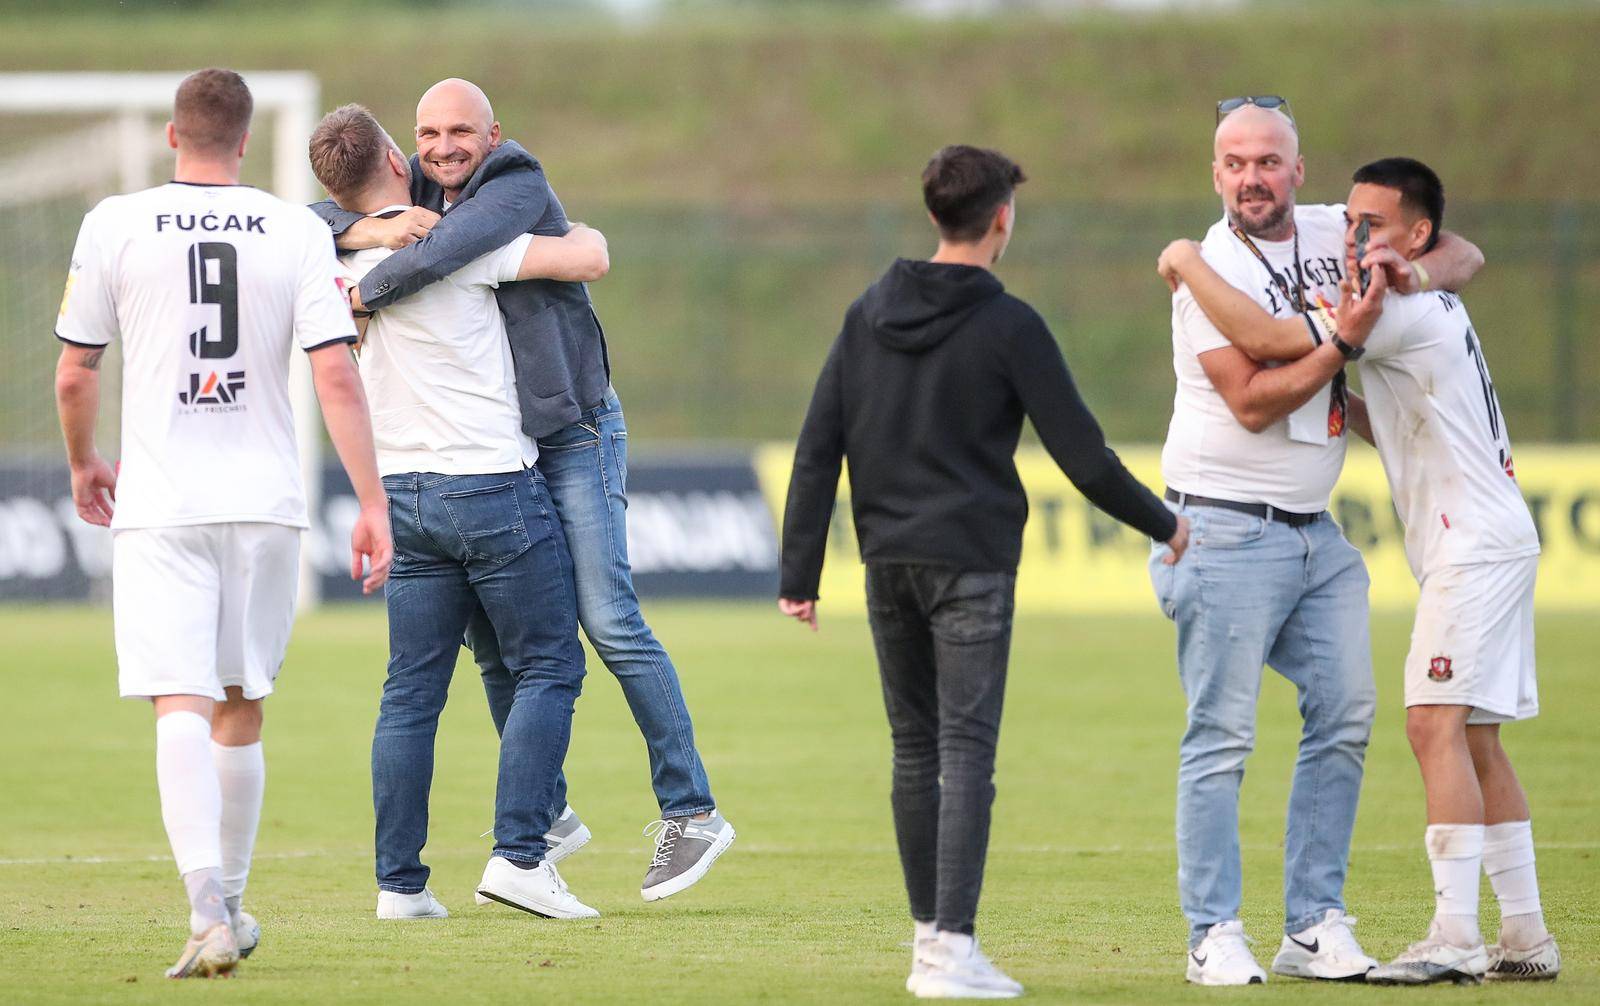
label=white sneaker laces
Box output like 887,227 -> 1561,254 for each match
1319,913 -> 1365,958
644,819 -> 683,868
1209,926 -> 1257,968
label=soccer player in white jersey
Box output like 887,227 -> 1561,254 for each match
1148,97 -> 1486,986
1159,157 -> 1558,985
53,70 -> 391,978
308,105 -> 609,921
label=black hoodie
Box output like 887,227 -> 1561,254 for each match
779,258 -> 1177,600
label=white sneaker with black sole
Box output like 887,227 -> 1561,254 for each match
476,856 -> 599,919
915,935 -> 1023,999
1187,920 -> 1268,985
376,888 -> 449,919
474,804 -> 593,906
641,810 -> 735,902
1270,909 -> 1377,981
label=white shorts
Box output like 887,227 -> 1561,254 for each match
1404,556 -> 1538,724
113,523 -> 300,701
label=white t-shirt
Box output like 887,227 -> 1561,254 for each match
338,215 -> 535,477
56,182 -> 357,530
1357,289 -> 1540,578
1160,203 -> 1350,513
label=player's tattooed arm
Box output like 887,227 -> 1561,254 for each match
1158,240 -> 1313,362
54,343 -> 117,525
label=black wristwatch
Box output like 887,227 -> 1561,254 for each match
1331,332 -> 1365,361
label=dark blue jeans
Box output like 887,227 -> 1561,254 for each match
374,469 -> 586,893
468,391 -> 715,818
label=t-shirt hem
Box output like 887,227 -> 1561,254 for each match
1420,547 -> 1542,575
111,514 -> 310,532
302,334 -> 358,353
55,330 -> 110,349
377,459 -> 536,478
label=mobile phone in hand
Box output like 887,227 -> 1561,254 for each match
1354,218 -> 1371,295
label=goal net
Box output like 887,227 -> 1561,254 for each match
0,72 -> 327,605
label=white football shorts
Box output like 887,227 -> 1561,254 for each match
113,522 -> 300,701
1404,555 -> 1538,724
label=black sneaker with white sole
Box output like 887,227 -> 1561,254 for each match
641,810 -> 735,902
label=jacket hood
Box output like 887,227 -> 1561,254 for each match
861,258 -> 1005,352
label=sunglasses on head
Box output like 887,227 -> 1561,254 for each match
1216,95 -> 1295,126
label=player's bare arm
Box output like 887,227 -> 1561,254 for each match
335,206 -> 440,252
1345,391 -> 1375,446
1159,239 -> 1313,361
54,343 -> 117,526
308,343 -> 392,593
1370,228 -> 1481,295
516,224 -> 610,283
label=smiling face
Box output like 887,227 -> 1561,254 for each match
1212,105 -> 1304,241
413,78 -> 501,197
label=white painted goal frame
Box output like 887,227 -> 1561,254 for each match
0,71 -> 327,607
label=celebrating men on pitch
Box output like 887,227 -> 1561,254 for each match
1148,96 -> 1485,985
312,79 -> 735,901
54,69 -> 391,978
309,104 -> 614,920
778,145 -> 1189,999
1160,157 -> 1560,984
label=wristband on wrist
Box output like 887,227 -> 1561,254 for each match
1331,332 -> 1365,361
1412,259 -> 1431,291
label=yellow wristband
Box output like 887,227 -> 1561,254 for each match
1412,259 -> 1431,291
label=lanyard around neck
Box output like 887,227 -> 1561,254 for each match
1229,222 -> 1304,314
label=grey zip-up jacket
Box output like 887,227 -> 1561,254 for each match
311,140 -> 610,439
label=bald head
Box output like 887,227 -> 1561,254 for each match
414,77 -> 501,198
1212,103 -> 1304,240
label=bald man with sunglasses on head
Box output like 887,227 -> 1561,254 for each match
1149,96 -> 1485,985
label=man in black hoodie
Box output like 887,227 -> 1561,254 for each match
778,145 -> 1190,999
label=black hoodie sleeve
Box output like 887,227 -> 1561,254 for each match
1006,314 -> 1178,543
779,332 -> 848,600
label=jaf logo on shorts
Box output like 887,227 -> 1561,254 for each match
1428,656 -> 1454,682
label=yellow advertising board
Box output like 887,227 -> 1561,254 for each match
755,444 -> 1600,613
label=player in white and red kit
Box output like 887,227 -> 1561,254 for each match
54,69 -> 391,978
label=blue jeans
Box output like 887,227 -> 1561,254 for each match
374,469 -> 586,893
1148,502 -> 1375,946
469,391 -> 714,819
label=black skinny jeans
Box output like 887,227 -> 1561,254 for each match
865,564 -> 1015,936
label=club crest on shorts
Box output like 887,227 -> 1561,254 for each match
1428,656 -> 1454,682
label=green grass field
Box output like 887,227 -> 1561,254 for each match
1,603 -> 1594,1003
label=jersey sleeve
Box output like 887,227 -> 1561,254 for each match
294,211 -> 360,353
55,206 -> 119,348
459,233 -> 534,288
1173,284 -> 1234,356
1360,290 -> 1439,360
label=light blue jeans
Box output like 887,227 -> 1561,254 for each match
1149,501 -> 1375,946
469,391 -> 715,819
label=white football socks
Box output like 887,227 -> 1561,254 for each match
1425,823 -> 1485,947
914,919 -> 936,943
937,930 -> 975,956
156,711 -> 226,934
212,740 -> 265,922
1484,820 -> 1548,949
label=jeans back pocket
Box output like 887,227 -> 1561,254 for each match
438,481 -> 533,567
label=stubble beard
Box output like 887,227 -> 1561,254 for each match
1228,187 -> 1295,241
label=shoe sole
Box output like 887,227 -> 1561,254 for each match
1270,955 -> 1371,982
1486,971 -> 1559,982
1368,971 -> 1483,986
641,824 -> 735,902
914,976 -> 1021,999
475,886 -> 599,920
1186,965 -> 1265,986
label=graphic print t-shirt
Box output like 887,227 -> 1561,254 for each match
56,183 -> 356,530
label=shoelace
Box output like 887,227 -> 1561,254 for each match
1319,914 -> 1365,957
643,818 -> 683,869
1209,928 -> 1257,968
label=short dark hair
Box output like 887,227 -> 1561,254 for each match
1351,157 -> 1444,253
309,104 -> 393,202
921,145 -> 1027,243
173,68 -> 253,156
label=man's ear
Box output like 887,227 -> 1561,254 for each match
1291,154 -> 1306,190
993,201 -> 1012,237
165,121 -> 178,151
236,129 -> 249,160
1412,218 -> 1435,258
488,120 -> 502,148
388,148 -> 408,177
1211,159 -> 1224,197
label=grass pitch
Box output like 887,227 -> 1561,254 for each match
0,602 -> 1594,1003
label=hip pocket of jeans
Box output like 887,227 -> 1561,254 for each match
439,481 -> 532,566
1194,508 -> 1268,549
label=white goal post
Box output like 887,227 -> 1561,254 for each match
0,71 -> 327,607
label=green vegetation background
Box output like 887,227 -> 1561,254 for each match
2,1 -> 1597,446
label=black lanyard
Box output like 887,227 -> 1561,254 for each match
1229,223 -> 1306,314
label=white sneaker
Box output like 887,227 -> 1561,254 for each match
376,888 -> 449,919
916,935 -> 1023,999
1187,920 -> 1267,986
474,804 -> 594,906
906,936 -> 936,993
1486,935 -> 1561,981
1271,909 -> 1377,980
231,910 -> 260,958
476,856 -> 599,919
1368,928 -> 1488,986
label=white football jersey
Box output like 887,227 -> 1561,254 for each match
1357,289 -> 1540,578
337,214 -> 535,478
1161,203 -> 1349,512
56,182 -> 356,530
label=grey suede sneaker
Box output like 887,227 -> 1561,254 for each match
640,810 -> 735,902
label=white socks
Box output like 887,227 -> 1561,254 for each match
937,931 -> 976,956
1484,820 -> 1547,949
1424,823 -> 1484,947
213,740 -> 265,920
156,712 -> 224,934
914,920 -> 936,943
